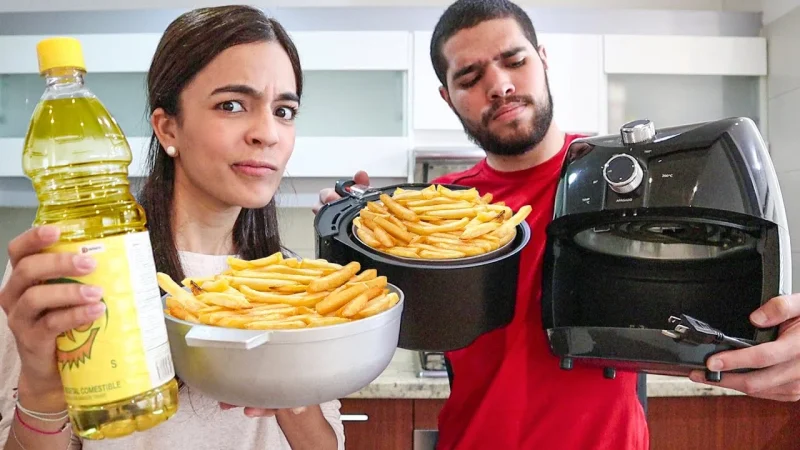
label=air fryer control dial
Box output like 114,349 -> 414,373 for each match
603,154 -> 643,194
621,119 -> 656,144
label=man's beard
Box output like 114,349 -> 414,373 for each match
456,77 -> 554,157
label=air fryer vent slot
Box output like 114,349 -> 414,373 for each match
329,204 -> 355,231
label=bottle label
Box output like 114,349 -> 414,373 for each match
45,231 -> 175,406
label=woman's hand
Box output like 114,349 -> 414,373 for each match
219,403 -> 338,450
219,402 -> 307,417
0,226 -> 106,396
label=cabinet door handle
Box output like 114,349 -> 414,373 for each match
341,414 -> 369,422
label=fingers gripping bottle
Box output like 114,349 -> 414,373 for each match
21,37 -> 179,439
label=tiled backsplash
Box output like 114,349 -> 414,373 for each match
0,207 -> 318,274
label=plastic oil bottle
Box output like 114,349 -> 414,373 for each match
22,37 -> 179,439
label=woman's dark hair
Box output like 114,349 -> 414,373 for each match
139,5 -> 303,284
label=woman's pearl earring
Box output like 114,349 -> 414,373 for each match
165,146 -> 177,157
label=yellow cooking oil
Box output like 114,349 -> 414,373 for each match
21,37 -> 179,439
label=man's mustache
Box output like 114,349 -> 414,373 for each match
482,95 -> 535,126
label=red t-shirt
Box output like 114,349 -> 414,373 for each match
432,134 -> 649,450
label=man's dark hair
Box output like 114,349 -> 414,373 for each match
430,0 -> 539,87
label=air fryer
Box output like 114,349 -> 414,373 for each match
541,117 -> 792,382
315,180 -> 531,352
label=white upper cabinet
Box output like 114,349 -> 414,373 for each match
0,31 -> 411,75
0,31 -> 412,180
603,35 -> 767,76
539,33 -> 604,136
411,31 -> 604,139
0,34 -> 162,74
0,28 -> 771,185
411,31 -> 460,133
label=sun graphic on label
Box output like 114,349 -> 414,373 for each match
50,279 -> 109,372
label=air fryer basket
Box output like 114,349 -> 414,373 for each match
542,209 -> 782,380
315,180 -> 531,351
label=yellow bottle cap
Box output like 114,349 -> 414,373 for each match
36,37 -> 86,74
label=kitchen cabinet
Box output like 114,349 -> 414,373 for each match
340,399 -> 442,450
0,27 -> 773,208
340,399 -> 414,450
603,35 -> 767,77
647,396 -> 800,450
540,33 -> 605,137
413,399 -> 447,430
341,397 -> 800,450
411,32 -> 769,142
606,74 -> 763,134
603,35 -> 768,135
0,31 -> 413,182
410,31 -> 604,144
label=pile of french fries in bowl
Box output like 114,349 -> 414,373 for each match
352,184 -> 531,262
157,253 -> 404,409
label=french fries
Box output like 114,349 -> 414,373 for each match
353,184 -> 531,260
158,254 -> 400,330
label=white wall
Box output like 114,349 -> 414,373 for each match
764,4 -> 800,290
762,0 -> 800,24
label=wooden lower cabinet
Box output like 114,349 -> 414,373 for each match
413,399 -> 447,430
647,396 -> 800,450
340,399 -> 413,450
340,397 -> 800,450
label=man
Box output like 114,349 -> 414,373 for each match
316,1 -> 800,448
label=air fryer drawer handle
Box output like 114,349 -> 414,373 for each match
334,179 -> 375,199
341,414 -> 369,422
335,179 -> 356,197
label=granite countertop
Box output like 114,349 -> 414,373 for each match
347,349 -> 744,400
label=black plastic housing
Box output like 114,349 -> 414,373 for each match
541,117 -> 792,381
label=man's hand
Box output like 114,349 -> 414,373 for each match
312,171 -> 370,215
689,294 -> 800,402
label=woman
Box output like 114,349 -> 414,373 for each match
0,6 -> 343,450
